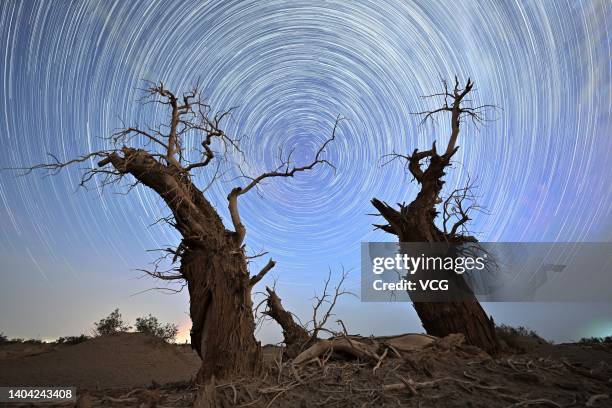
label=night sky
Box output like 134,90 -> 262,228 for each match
0,0 -> 610,344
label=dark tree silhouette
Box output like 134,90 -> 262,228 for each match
22,82 -> 340,385
261,268 -> 364,362
371,77 -> 500,354
262,286 -> 310,358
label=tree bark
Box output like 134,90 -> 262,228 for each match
24,84 -> 340,407
263,287 -> 310,358
103,148 -> 263,381
372,135 -> 500,355
182,246 -> 261,382
412,301 -> 498,353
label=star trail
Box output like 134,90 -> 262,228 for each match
0,0 -> 610,343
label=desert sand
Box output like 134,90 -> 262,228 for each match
1,332 -> 611,407
0,333 -> 200,389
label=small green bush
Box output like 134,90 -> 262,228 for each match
495,324 -> 549,352
56,335 -> 90,344
579,336 -> 612,344
94,308 -> 131,336
0,335 -> 43,344
496,324 -> 540,339
135,314 -> 178,343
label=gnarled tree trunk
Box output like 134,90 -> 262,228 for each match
104,147 -> 265,382
24,82 -> 340,402
412,301 -> 497,352
182,247 -> 261,382
372,78 -> 500,355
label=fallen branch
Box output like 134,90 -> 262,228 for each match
102,396 -> 138,404
508,399 -> 562,408
294,338 -> 379,365
373,348 -> 389,373
586,394 -> 609,407
561,360 -> 608,381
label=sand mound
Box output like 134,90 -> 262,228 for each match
0,332 -> 200,389
0,342 -> 58,360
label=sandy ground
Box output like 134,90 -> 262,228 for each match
0,333 -> 611,407
0,333 -> 200,389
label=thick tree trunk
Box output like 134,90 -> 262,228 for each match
104,148 -> 263,381
372,145 -> 500,355
181,243 -> 261,383
372,208 -> 500,355
404,241 -> 500,354
413,301 -> 498,353
32,86 -> 340,407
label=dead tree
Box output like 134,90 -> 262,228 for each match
371,77 -> 500,354
262,268 -> 354,359
21,82 -> 340,383
262,287 -> 310,358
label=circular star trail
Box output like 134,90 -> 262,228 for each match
0,0 -> 610,340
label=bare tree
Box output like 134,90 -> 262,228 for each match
261,268 -> 355,359
307,268 -> 353,340
20,82 -> 341,385
371,77 -> 500,354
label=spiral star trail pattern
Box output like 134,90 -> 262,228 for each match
0,1 -> 610,343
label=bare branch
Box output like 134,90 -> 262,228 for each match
246,250 -> 269,261
182,107 -> 241,172
227,115 -> 343,245
442,176 -> 488,240
136,82 -> 242,172
370,198 -> 403,237
110,127 -> 168,150
413,77 -> 497,156
136,268 -> 184,281
249,258 -> 276,288
309,267 -> 355,340
11,151 -> 111,176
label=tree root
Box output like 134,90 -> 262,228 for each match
586,394 -> 609,407
507,399 -> 562,407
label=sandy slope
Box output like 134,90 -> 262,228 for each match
0,333 -> 200,389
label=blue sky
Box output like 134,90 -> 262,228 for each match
0,0 -> 610,343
